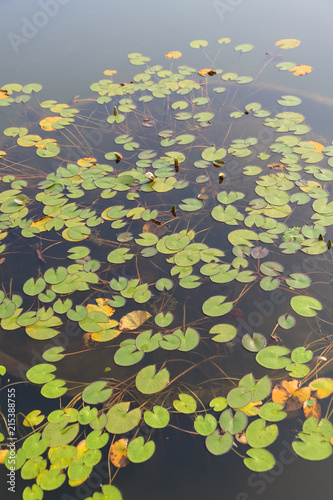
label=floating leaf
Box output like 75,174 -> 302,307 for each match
292,432 -> 332,461
127,437 -> 155,464
106,402 -> 141,434
119,310 -> 151,330
244,448 -> 275,471
202,295 -> 233,317
194,414 -> 217,436
205,431 -> 233,456
165,51 -> 182,59
275,39 -> 300,49
219,409 -> 247,435
242,332 -> 266,352
135,365 -> 169,394
173,394 -> 197,414
246,419 -> 278,448
290,295 -> 322,317
110,439 -> 129,468
144,406 -> 170,428
190,39 -> 208,49
235,43 -> 254,53
289,64 -> 312,76
256,346 -> 291,369
209,324 -> 237,343
82,381 -> 113,404
309,378 -> 333,399
272,379 -> 311,411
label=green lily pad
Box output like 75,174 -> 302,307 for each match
246,419 -> 278,448
135,365 -> 170,394
205,430 -> 233,455
256,346 -> 291,369
44,267 -> 68,285
194,414 -> 217,436
258,402 -> 287,422
209,397 -> 228,412
127,437 -> 155,463
219,409 -> 247,435
173,394 -> 197,414
190,39 -> 208,48
179,198 -> 203,212
106,402 -> 141,434
26,364 -> 56,384
209,324 -> 237,343
242,332 -> 266,352
144,406 -> 170,428
227,387 -> 252,409
286,362 -> 310,378
114,345 -> 144,366
291,346 -> 313,363
244,448 -> 275,471
278,314 -> 296,329
43,421 -> 79,447
292,432 -> 332,461
173,327 -> 200,351
107,248 -> 134,264
23,277 -> 46,296
202,295 -> 233,317
290,295 -> 322,317
41,379 -> 67,399
286,273 -> 311,289
42,347 -> 65,362
82,381 -> 113,404
39,468 -> 66,491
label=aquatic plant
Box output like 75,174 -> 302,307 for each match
0,37 -> 333,499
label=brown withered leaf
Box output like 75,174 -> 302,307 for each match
235,432 -> 248,445
268,163 -> 284,169
119,310 -> 151,331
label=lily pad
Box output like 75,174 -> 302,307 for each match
256,346 -> 291,369
135,365 -> 169,394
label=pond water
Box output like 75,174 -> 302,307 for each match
1,1 -> 333,499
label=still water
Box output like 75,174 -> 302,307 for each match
1,1 -> 333,499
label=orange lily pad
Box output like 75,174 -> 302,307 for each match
272,379 -> 311,411
110,438 -> 129,468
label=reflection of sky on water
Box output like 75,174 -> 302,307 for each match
2,0 -> 333,102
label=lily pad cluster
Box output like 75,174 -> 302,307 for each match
0,36 -> 332,499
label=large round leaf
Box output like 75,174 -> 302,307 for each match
135,365 -> 169,394
202,295 -> 233,317
106,402 -> 141,434
290,295 -> 322,317
256,346 -> 291,369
